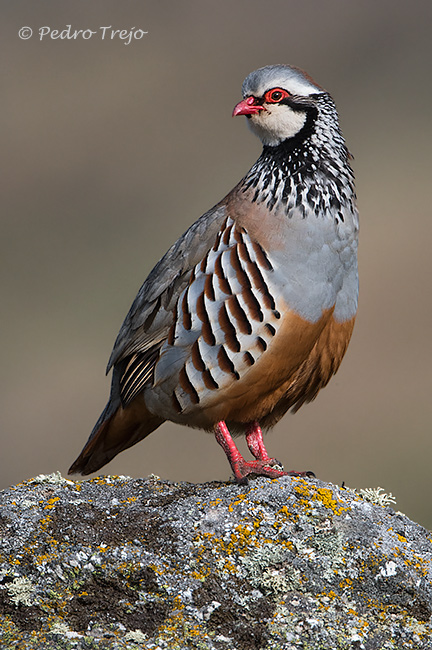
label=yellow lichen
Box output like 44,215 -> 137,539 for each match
44,497 -> 60,510
292,481 -> 349,516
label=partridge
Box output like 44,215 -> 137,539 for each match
69,64 -> 358,484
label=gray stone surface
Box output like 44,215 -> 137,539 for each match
0,472 -> 431,649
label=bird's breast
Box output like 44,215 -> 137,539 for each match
230,186 -> 358,323
268,205 -> 358,323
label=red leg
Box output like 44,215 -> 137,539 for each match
214,420 -> 313,484
214,420 -> 315,484
246,420 -> 315,479
245,421 -> 273,462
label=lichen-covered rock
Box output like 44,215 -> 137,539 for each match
0,472 -> 431,649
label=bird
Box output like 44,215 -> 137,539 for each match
69,64 -> 358,484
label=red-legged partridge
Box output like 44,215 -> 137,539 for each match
69,64 -> 359,484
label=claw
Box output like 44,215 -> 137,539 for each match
286,470 -> 316,478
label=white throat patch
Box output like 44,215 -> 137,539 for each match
247,105 -> 307,146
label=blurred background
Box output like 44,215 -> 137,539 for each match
2,1 -> 431,527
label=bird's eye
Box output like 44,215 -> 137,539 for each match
264,88 -> 290,103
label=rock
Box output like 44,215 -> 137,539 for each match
0,472 -> 431,649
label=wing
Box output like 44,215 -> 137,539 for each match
107,203 -> 229,405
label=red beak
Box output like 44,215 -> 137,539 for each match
232,96 -> 264,117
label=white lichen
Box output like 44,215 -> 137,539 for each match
6,576 -> 35,606
124,629 -> 148,644
358,486 -> 397,507
27,471 -> 73,486
50,621 -> 82,638
376,560 -> 398,579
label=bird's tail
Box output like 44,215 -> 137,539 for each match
68,398 -> 164,476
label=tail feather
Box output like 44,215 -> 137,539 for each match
68,399 -> 164,476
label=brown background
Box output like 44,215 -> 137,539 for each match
2,1 -> 431,527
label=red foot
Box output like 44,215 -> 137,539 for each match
214,420 -> 315,485
229,458 -> 287,485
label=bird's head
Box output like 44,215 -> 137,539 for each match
233,64 -> 327,147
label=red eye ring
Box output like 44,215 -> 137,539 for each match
264,88 -> 290,104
